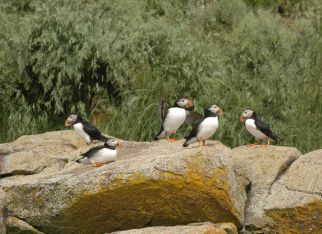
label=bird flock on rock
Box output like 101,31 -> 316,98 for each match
65,98 -> 282,167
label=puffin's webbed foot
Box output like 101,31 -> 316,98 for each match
91,160 -> 103,167
247,140 -> 260,147
166,136 -> 177,142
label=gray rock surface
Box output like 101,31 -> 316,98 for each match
1,130 -> 321,234
0,189 -> 6,234
5,216 -> 44,234
264,149 -> 322,234
0,130 -> 83,176
0,131 -> 245,234
113,222 -> 237,234
230,145 -> 301,232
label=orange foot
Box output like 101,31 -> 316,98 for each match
94,162 -> 103,167
247,143 -> 259,147
167,137 -> 177,142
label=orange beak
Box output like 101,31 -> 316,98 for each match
64,120 -> 71,126
117,140 -> 124,147
187,100 -> 193,108
218,108 -> 224,116
240,115 -> 245,122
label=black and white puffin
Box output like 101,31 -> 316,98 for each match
76,138 -> 120,167
240,110 -> 282,145
154,98 -> 196,142
183,104 -> 223,147
65,114 -> 108,144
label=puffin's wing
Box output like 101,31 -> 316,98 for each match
185,110 -> 203,125
255,118 -> 282,141
81,145 -> 105,158
82,122 -> 102,138
185,120 -> 202,139
160,98 -> 168,121
254,118 -> 274,137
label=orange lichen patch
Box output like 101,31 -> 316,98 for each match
266,200 -> 322,234
48,165 -> 241,233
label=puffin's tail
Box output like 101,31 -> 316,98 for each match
154,127 -> 166,141
271,133 -> 283,142
183,137 -> 197,147
183,139 -> 189,147
76,156 -> 87,164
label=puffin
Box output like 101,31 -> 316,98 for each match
183,104 -> 223,147
65,114 -> 108,144
76,138 -> 120,167
154,98 -> 198,142
240,110 -> 282,145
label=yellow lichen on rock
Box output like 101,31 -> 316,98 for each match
54,165 -> 240,234
1,134 -> 244,234
266,200 -> 322,234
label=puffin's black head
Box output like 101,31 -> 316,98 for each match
104,138 -> 122,147
207,104 -> 223,116
174,98 -> 193,108
240,110 -> 255,122
65,114 -> 79,126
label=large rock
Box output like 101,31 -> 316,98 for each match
0,131 -> 245,234
264,149 -> 322,234
0,189 -> 6,234
230,145 -> 301,232
113,222 -> 237,234
0,130 -> 84,176
5,216 -> 44,234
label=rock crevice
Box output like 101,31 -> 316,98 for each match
0,131 -> 321,234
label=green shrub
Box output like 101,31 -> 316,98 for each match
0,0 -> 321,153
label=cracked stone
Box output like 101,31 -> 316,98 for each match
0,131 -> 84,177
230,145 -> 301,232
265,149 -> 322,233
112,222 -> 238,234
0,188 -> 6,234
0,132 -> 245,234
5,216 -> 44,234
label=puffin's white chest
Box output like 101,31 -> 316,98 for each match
73,123 -> 91,143
90,148 -> 117,164
163,107 -> 186,134
197,117 -> 219,140
80,148 -> 117,164
245,119 -> 266,139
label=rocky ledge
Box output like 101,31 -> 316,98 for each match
0,130 -> 321,234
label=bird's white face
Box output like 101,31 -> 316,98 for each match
176,98 -> 193,108
240,110 -> 253,122
106,138 -> 121,147
208,104 -> 223,116
65,114 -> 77,126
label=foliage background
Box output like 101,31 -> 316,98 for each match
0,0 -> 321,153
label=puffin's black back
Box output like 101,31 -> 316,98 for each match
76,115 -> 108,142
252,112 -> 282,141
81,144 -> 106,158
